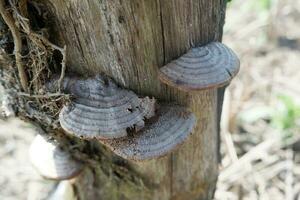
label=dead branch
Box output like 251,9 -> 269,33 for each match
57,45 -> 66,91
18,92 -> 69,99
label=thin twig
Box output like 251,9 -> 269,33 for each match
28,31 -> 64,51
219,137 -> 280,182
285,150 -> 294,200
58,45 -> 67,91
221,90 -> 239,163
0,0 -> 28,91
18,92 -> 69,98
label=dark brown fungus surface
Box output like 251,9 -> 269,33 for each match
58,75 -> 156,139
29,135 -> 83,180
158,42 -> 240,91
101,105 -> 196,161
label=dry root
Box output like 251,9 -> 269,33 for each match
0,0 -> 68,128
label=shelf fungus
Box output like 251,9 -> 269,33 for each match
29,135 -> 83,180
57,76 -> 156,139
101,105 -> 196,161
158,42 -> 240,91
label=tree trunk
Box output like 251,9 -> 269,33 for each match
42,0 -> 227,199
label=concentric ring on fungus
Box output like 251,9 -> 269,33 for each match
101,105 -> 196,161
29,135 -> 83,180
158,42 -> 240,91
58,75 -> 156,139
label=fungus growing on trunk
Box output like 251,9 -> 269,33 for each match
101,105 -> 196,161
57,75 -> 156,139
29,135 -> 83,180
158,42 -> 240,91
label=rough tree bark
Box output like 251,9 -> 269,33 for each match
39,0 -> 227,199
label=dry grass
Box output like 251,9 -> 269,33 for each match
216,0 -> 300,199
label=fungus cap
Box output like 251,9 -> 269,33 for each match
101,105 -> 196,161
159,42 -> 240,91
29,135 -> 83,180
59,76 -> 156,139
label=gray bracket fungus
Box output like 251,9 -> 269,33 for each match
57,75 -> 156,139
158,42 -> 240,91
101,105 -> 196,161
29,135 -> 83,180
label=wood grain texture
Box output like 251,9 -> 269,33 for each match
45,0 -> 227,199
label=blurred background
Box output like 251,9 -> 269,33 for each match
217,0 -> 300,199
1,0 -> 300,199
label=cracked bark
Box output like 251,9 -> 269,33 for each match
43,0 -> 227,199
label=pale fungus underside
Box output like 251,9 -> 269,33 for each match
29,135 -> 83,180
102,105 -> 196,161
158,42 -> 240,91
58,76 -> 156,139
